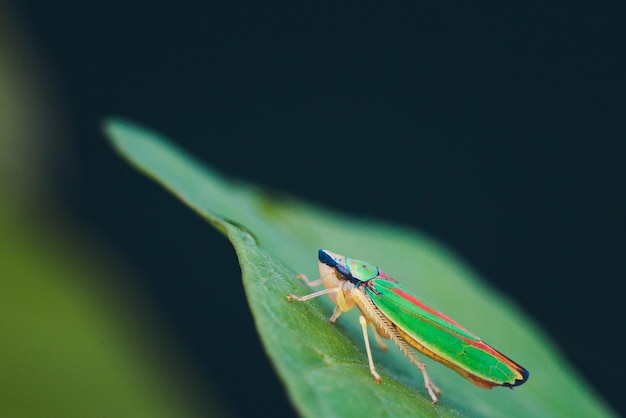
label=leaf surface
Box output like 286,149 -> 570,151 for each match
105,119 -> 616,418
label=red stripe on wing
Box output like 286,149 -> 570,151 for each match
391,287 -> 473,335
391,287 -> 527,378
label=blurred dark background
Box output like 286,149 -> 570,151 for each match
5,1 -> 624,416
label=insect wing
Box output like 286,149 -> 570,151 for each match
367,279 -> 528,387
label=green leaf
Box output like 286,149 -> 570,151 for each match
104,118 -> 616,418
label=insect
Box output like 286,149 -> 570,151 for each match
287,249 -> 529,404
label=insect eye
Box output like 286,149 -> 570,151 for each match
335,264 -> 350,278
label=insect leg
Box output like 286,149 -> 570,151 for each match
359,315 -> 381,383
329,305 -> 342,323
417,363 -> 441,404
296,273 -> 324,287
287,286 -> 351,322
287,287 -> 341,302
370,324 -> 388,352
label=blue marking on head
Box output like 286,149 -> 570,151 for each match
318,249 -> 337,267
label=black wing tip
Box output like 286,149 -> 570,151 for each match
504,367 -> 530,388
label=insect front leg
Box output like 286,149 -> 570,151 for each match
287,287 -> 342,303
296,273 -> 324,288
329,305 -> 342,323
287,286 -> 350,324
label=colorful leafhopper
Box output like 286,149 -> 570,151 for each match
287,249 -> 529,404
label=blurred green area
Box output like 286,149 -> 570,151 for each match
0,6 -> 225,417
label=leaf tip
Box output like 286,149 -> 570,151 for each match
101,117 -> 140,145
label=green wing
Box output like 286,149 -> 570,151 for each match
367,279 -> 528,387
